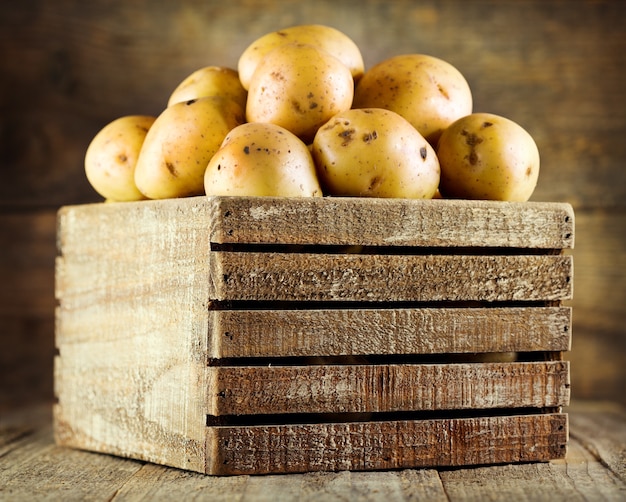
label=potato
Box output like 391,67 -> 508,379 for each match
204,122 -> 322,197
311,108 -> 440,199
134,96 -> 244,199
85,115 -> 156,201
436,112 -> 540,201
238,24 -> 364,90
167,66 -> 247,110
246,43 -> 354,144
353,54 -> 472,146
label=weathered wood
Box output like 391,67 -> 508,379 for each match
206,414 -> 568,475
210,306 -> 572,358
207,362 -> 570,416
1,2 -> 624,209
208,196 -> 575,249
440,438 -> 626,502
54,195 -> 573,474
3,402 -> 624,500
55,198 -> 212,473
567,401 -> 626,484
0,422 -> 144,501
2,0 -> 625,419
210,252 -> 572,303
548,438 -> 626,501
109,464 -> 449,501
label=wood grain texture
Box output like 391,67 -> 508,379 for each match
210,252 -> 572,303
2,1 -> 623,209
207,362 -> 570,416
208,196 -> 574,249
0,422 -> 145,501
1,0 -> 625,414
210,306 -> 572,358
206,413 -> 568,475
567,401 -> 626,484
55,197 -> 212,473
54,196 -> 572,474
440,440 -> 625,502
3,402 -> 625,500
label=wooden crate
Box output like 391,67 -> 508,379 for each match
54,196 -> 573,475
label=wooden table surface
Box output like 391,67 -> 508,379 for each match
1,401 -> 624,501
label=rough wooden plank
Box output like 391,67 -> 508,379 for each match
209,196 -> 575,249
55,198 -> 212,473
207,362 -> 570,416
54,347 -> 206,474
549,436 -> 626,501
56,196 -> 575,255
54,196 -> 574,477
5,403 -> 626,499
210,306 -> 572,358
0,423 -> 144,501
112,464 -> 448,501
106,462 -> 252,501
206,413 -> 568,475
210,252 -> 573,303
440,434 -> 626,502
567,401 -> 626,483
287,469 -> 448,502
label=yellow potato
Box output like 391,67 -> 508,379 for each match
134,96 -> 244,199
167,66 -> 247,110
238,24 -> 364,90
312,108 -> 440,198
246,43 -> 354,144
353,54 -> 473,146
84,115 -> 156,202
204,122 -> 322,197
436,112 -> 540,201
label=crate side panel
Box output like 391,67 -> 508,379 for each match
209,196 -> 575,249
207,362 -> 570,416
205,413 -> 568,475
211,253 -> 573,302
55,199 -> 213,473
210,306 -> 572,358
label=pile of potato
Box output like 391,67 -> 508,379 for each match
85,24 -> 540,203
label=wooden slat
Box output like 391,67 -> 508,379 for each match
207,362 -> 570,416
205,413 -> 568,475
208,196 -> 575,249
210,252 -> 573,302
5,403 -> 626,498
210,306 -> 571,358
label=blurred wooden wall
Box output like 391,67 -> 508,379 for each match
1,0 -> 625,411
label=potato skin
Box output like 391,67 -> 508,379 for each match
246,43 -> 354,144
85,115 -> 156,201
312,108 -> 440,199
204,122 -> 322,197
238,24 -> 364,90
134,96 -> 244,199
353,54 -> 472,146
167,66 -> 247,110
436,112 -> 540,201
